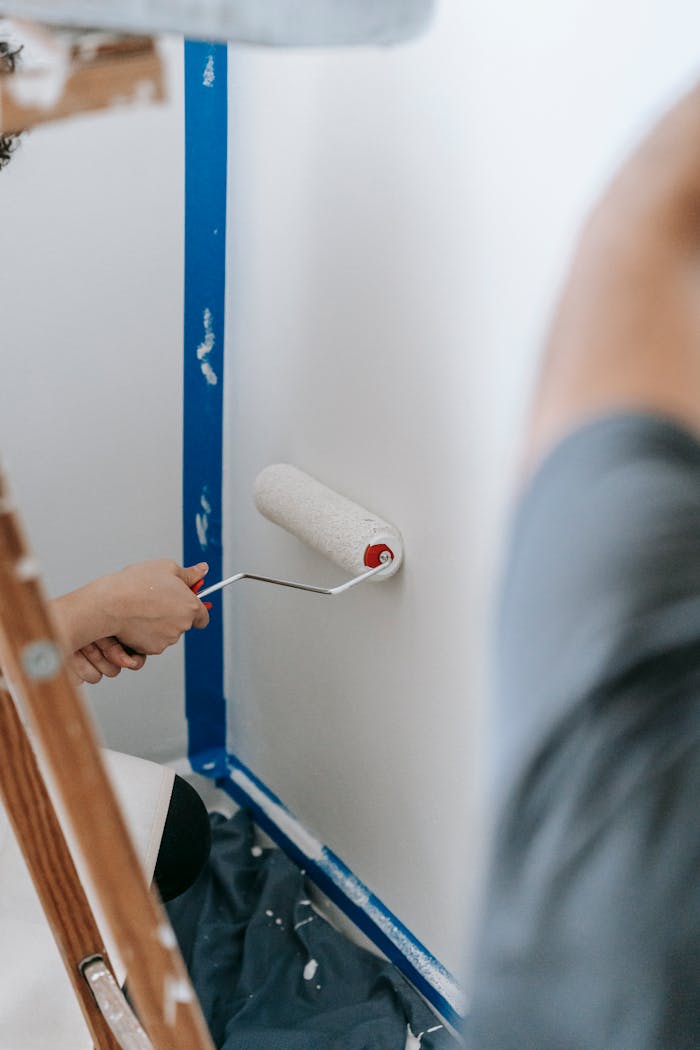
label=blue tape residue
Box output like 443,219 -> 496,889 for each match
183,41 -> 229,774
218,754 -> 465,1030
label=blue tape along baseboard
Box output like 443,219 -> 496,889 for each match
219,754 -> 466,1029
183,40 -> 228,775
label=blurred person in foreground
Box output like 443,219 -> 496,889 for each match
466,82 -> 700,1049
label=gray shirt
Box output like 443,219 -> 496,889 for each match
466,414 -> 700,1049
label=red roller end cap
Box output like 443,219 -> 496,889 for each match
364,543 -> 393,568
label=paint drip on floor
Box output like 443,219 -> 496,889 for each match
405,1024 -> 445,1048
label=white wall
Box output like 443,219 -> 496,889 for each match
222,0 -> 699,980
0,0 -> 697,990
0,39 -> 187,762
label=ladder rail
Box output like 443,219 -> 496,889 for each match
0,464 -> 214,1049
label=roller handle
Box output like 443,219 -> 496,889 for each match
190,579 -> 213,609
195,465 -> 404,601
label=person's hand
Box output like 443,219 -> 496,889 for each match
53,559 -> 210,658
68,637 -> 147,685
100,559 -> 210,655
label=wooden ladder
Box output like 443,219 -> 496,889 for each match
0,461 -> 214,1050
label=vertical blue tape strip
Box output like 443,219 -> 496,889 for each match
183,41 -> 228,775
182,41 -> 459,1023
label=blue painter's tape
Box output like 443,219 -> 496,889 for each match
218,754 -> 466,1030
183,40 -> 228,772
183,41 -> 461,1023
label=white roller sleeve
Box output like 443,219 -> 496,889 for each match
254,464 -> 403,579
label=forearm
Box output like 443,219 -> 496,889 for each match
592,83 -> 700,240
51,577 -> 119,653
526,82 -> 700,471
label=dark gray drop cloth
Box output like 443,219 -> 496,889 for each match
167,809 -> 454,1050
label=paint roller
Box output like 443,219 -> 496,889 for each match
197,464 -> 403,601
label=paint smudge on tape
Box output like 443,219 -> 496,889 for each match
203,53 -> 215,88
196,308 -> 218,386
195,487 -> 212,550
230,766 -> 325,861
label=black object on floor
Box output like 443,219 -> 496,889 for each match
166,809 -> 455,1050
154,774 -> 212,902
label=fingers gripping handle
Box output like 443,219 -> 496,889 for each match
190,579 -> 212,609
